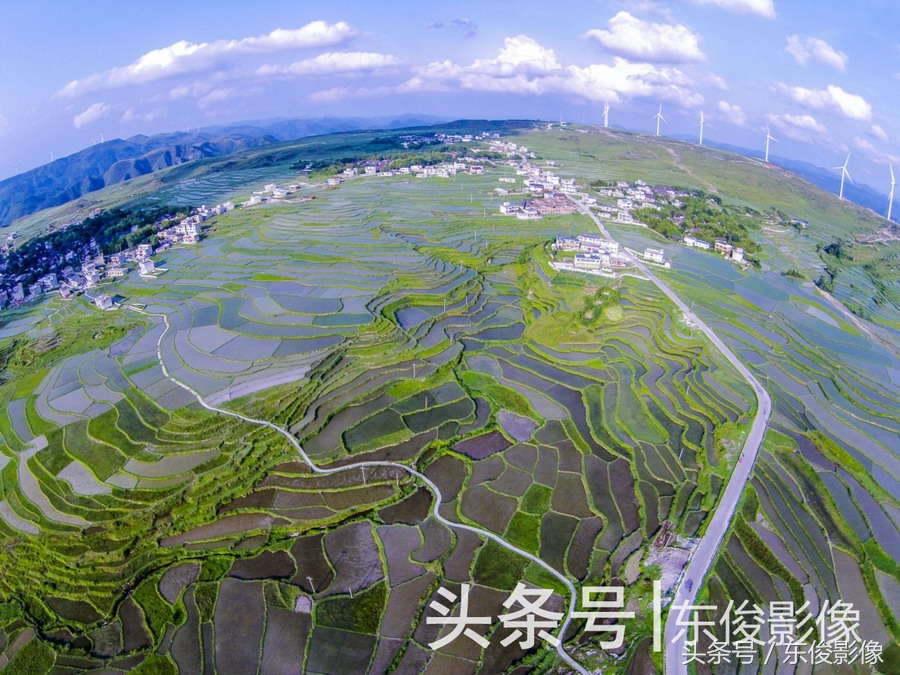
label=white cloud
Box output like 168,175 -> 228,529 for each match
425,19 -> 477,37
852,137 -> 900,164
584,12 -> 705,63
785,36 -> 847,71
870,124 -> 888,141
257,52 -> 402,77
399,37 -> 704,107
767,113 -> 827,143
73,102 -> 111,128
560,60 -> 704,106
717,100 -> 746,125
58,21 -> 357,96
777,83 -> 872,121
688,0 -> 775,17
309,85 -> 394,102
198,88 -> 238,108
469,35 -> 562,76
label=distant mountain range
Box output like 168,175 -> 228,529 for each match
2,117 -> 892,230
0,115 -> 450,229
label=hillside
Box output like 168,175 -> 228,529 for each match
0,116 -> 451,231
0,121 -> 896,674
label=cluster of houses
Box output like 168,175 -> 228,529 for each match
683,235 -> 745,263
590,180 -> 671,225
500,193 -> 577,219
324,159 -> 489,187
244,182 -> 307,205
0,203 -> 227,311
552,234 -> 631,272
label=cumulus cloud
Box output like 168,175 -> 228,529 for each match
584,12 -> 705,62
717,100 -> 746,125
777,83 -> 872,121
767,113 -> 827,142
426,18 -> 477,37
399,36 -> 704,107
58,21 -> 357,96
785,35 -> 847,71
257,52 -> 402,77
688,0 -> 775,17
469,35 -> 562,76
73,101 -> 111,128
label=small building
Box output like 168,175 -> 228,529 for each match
609,253 -> 629,267
325,177 -> 341,187
136,243 -> 154,260
714,239 -> 733,255
38,273 -> 59,291
644,248 -> 665,264
28,283 -> 43,298
555,237 -> 581,251
84,269 -> 101,287
184,222 -> 199,244
11,283 -> 24,303
138,259 -> 156,276
95,294 -> 113,310
469,165 -> 485,175
574,254 -> 603,269
732,247 -> 744,263
59,285 -> 74,300
683,235 -> 711,250
500,202 -> 520,215
106,266 -> 126,279
516,206 -> 541,220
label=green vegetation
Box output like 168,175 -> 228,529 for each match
473,540 -> 528,591
631,191 -> 762,254
0,122 -> 893,673
315,581 -> 386,633
3,639 -> 55,675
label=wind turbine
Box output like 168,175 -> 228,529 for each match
764,124 -> 777,163
655,103 -> 666,137
888,164 -> 895,221
699,110 -> 704,146
834,153 -> 852,201
603,102 -> 609,128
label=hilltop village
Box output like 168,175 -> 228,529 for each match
0,129 -> 758,312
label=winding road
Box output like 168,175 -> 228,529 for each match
130,307 -> 590,675
572,201 -> 772,674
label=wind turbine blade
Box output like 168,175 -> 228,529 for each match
890,163 -> 895,184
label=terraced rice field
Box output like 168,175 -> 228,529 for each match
1,128 -> 896,673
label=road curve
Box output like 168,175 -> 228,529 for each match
571,201 -> 772,674
131,307 -> 590,675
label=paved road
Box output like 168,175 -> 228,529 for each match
133,307 -> 590,675
572,202 -> 771,674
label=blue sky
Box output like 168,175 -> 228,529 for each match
1,0 -> 897,196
